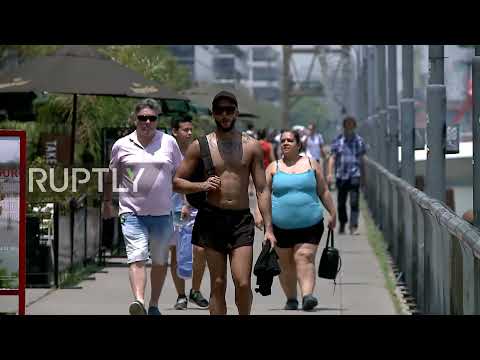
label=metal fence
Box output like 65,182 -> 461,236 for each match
27,197 -> 104,287
364,157 -> 480,314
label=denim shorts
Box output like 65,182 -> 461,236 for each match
120,212 -> 173,265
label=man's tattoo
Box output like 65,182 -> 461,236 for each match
218,139 -> 242,154
242,133 -> 254,143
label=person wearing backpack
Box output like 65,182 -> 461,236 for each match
173,91 -> 276,315
255,129 -> 336,311
168,115 -> 209,310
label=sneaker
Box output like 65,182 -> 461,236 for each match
147,306 -> 161,316
174,295 -> 188,310
339,223 -> 346,235
129,300 -> 147,315
350,226 -> 360,235
189,289 -> 209,308
302,295 -> 318,311
284,299 -> 299,310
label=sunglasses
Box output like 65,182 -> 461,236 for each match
137,115 -> 158,122
213,106 -> 236,115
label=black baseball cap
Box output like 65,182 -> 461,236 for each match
212,91 -> 238,108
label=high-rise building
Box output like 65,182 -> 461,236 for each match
213,45 -> 249,86
243,45 -> 281,105
166,45 -> 218,85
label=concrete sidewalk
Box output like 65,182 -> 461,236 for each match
1,196 -> 397,315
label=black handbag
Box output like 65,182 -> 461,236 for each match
318,228 -> 342,281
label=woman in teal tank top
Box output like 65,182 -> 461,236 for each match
255,130 -> 336,311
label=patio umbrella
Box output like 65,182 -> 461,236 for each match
0,45 -> 188,164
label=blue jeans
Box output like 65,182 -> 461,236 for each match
120,213 -> 173,265
336,177 -> 360,228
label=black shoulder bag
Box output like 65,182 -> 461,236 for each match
185,136 -> 215,210
318,228 -> 342,287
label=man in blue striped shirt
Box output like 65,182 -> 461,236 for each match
327,116 -> 366,235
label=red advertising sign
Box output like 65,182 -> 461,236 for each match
0,130 -> 26,315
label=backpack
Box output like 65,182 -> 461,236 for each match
185,135 -> 215,210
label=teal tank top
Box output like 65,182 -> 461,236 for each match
272,160 -> 324,229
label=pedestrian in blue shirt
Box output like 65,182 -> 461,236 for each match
327,116 -> 366,235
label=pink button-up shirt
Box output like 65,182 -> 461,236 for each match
109,130 -> 182,216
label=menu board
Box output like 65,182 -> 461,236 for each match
0,136 -> 20,289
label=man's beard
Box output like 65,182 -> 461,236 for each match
215,118 -> 236,132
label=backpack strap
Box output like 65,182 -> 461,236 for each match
198,135 -> 215,177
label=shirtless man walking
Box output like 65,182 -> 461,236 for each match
173,91 -> 276,315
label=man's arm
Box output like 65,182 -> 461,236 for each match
250,141 -> 276,246
173,140 -> 221,194
320,144 -> 327,161
254,161 -> 274,230
327,154 -> 336,185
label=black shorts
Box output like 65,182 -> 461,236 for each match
192,203 -> 255,254
273,220 -> 324,248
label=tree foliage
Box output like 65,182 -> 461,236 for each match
1,45 -> 195,203
1,45 -> 193,162
290,97 -> 330,129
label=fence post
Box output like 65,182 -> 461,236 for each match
84,200 -> 88,265
475,257 -> 480,314
367,46 -> 378,162
53,203 -> 59,288
376,45 -> 388,169
474,46 -> 480,313
388,45 -> 399,176
69,198 -> 75,269
472,46 -> 480,228
400,45 -> 416,187
425,45 -> 446,202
